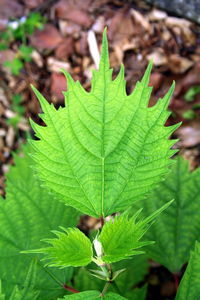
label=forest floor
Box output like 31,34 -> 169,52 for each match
0,0 -> 200,299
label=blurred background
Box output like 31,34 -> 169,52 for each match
0,0 -> 200,298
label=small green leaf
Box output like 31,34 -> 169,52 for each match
176,242 -> 200,300
184,85 -> 200,102
25,227 -> 93,267
182,110 -> 195,120
135,156 -> 200,272
19,45 -> 33,62
4,58 -> 23,75
98,201 -> 172,263
11,93 -> 25,115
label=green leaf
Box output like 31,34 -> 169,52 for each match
0,145 -> 80,299
19,45 -> 33,62
4,58 -> 23,75
103,293 -> 128,300
184,85 -> 200,102
0,259 -> 39,300
0,281 -> 5,300
30,29 -> 179,218
133,156 -> 200,272
125,285 -> 147,300
25,227 -> 93,267
98,201 -> 172,263
24,12 -> 45,34
182,109 -> 195,120
176,242 -> 200,300
59,290 -> 127,299
11,93 -> 25,115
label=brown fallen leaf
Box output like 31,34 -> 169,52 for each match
30,24 -> 62,51
168,54 -> 194,74
50,72 -> 67,101
0,0 -> 23,20
54,0 -> 93,27
47,57 -> 70,73
31,50 -> 44,67
58,20 -> 81,37
148,8 -> 167,21
55,37 -> 74,60
165,16 -> 192,29
147,48 -> 167,66
92,16 -> 105,33
176,122 -> 200,147
0,50 -> 15,65
23,0 -> 44,9
149,72 -> 164,92
131,8 -> 151,32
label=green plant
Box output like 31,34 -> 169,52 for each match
1,12 -> 45,75
183,85 -> 200,120
0,29 -> 200,299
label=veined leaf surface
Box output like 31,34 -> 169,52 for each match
30,29 -> 179,217
135,157 -> 200,272
0,146 -> 79,299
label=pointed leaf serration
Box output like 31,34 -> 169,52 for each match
26,228 -> 93,268
30,29 -> 179,217
98,200 -> 172,263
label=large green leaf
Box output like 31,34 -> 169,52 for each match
26,227 -> 93,267
0,259 -> 39,300
125,285 -> 147,300
134,156 -> 200,272
0,146 -> 80,299
30,29 -> 179,218
59,290 -> 127,299
176,242 -> 200,300
98,201 -> 172,263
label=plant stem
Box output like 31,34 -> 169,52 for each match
101,281 -> 111,296
63,284 -> 79,293
173,273 -> 179,291
100,264 -> 110,280
100,216 -> 104,227
37,260 -> 79,293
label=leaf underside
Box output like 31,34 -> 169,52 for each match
0,145 -> 79,299
30,29 -> 179,218
134,157 -> 200,272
